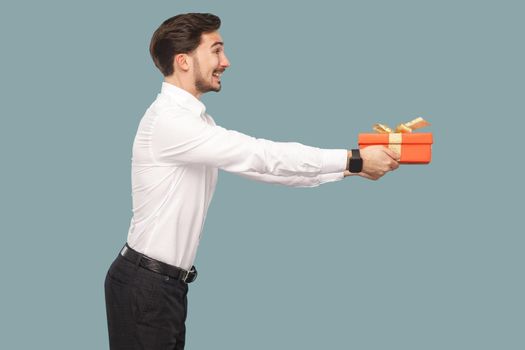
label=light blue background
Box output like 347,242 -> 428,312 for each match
1,1 -> 523,349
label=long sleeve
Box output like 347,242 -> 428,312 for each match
233,170 -> 344,188
127,82 -> 348,270
151,110 -> 347,177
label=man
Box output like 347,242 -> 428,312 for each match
104,13 -> 399,350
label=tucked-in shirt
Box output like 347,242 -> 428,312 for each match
126,82 -> 348,269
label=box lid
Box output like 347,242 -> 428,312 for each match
358,132 -> 433,145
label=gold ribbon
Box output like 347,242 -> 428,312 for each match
388,133 -> 402,155
373,117 -> 431,134
372,117 -> 430,155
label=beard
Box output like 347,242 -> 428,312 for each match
193,57 -> 221,94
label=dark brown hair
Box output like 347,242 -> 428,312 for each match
149,13 -> 221,76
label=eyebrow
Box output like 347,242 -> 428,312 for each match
210,41 -> 224,48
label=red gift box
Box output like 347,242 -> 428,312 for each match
358,132 -> 433,164
358,117 -> 433,164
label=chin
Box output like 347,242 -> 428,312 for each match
211,83 -> 222,92
196,82 -> 221,94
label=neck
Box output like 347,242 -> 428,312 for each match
164,75 -> 202,99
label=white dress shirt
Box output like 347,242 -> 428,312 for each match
126,82 -> 348,270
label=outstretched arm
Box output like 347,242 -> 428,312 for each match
151,111 -> 347,176
233,170 -> 344,188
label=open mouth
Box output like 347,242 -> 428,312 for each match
212,71 -> 223,81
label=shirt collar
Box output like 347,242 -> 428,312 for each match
161,82 -> 206,116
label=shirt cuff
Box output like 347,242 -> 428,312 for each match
320,149 -> 348,174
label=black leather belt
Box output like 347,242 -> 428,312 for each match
120,244 -> 197,283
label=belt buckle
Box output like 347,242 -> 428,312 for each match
182,266 -> 197,283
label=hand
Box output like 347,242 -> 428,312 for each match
356,146 -> 400,180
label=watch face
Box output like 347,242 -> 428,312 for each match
349,158 -> 363,173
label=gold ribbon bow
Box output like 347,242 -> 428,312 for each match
373,117 -> 430,134
371,117 -> 431,156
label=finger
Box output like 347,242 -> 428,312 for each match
383,147 -> 400,161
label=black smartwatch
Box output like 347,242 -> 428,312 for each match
347,149 -> 363,173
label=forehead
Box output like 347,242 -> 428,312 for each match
199,31 -> 224,48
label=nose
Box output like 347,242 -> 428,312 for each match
221,54 -> 230,68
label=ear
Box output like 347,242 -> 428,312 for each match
174,53 -> 190,72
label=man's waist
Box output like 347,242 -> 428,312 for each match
120,243 -> 197,283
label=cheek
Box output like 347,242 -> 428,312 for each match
207,59 -> 220,77
212,55 -> 221,68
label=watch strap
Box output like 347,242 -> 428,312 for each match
348,148 -> 363,173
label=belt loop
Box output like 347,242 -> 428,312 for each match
126,243 -> 142,270
134,253 -> 141,269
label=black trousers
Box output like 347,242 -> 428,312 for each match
104,251 -> 189,350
